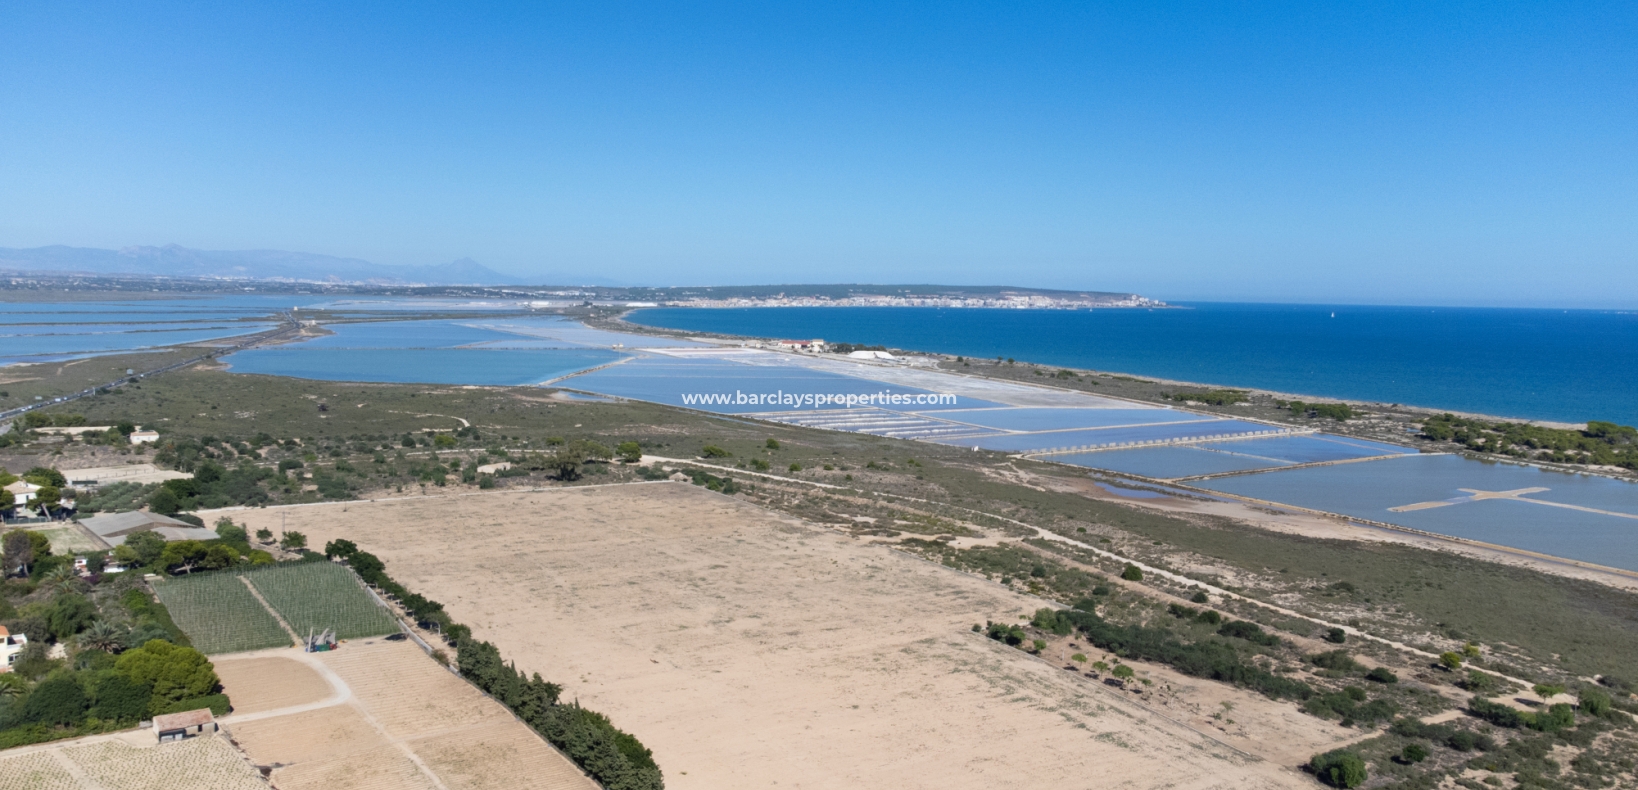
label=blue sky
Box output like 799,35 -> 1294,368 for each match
1,2 -> 1633,306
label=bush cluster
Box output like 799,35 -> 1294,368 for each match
1047,606 -> 1314,701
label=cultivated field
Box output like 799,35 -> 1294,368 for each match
235,483 -> 1367,790
152,571 -> 292,654
218,640 -> 596,790
0,733 -> 266,790
241,561 -> 399,640
153,561 -> 397,654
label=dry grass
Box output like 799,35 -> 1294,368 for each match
233,482 -> 1364,790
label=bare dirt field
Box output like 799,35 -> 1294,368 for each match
234,482 -> 1366,790
216,640 -> 596,790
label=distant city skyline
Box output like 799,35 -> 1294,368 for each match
2,3 -> 1633,308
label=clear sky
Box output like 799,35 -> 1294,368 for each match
2,2 -> 1633,306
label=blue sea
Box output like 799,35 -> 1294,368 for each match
630,304 -> 1638,426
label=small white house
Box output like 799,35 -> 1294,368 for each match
0,626 -> 28,671
4,480 -> 40,505
847,350 -> 896,361
129,430 -> 161,444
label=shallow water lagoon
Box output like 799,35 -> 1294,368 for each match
0,324 -> 276,361
1196,454 -> 1638,571
224,347 -> 624,386
1056,445 -> 1291,479
563,356 -> 1000,413
925,407 -> 1202,432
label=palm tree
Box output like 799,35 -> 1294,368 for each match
41,564 -> 84,595
78,620 -> 127,653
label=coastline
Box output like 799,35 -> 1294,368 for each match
597,309 -> 1637,492
601,309 -> 1602,435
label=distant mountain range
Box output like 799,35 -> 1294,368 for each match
0,244 -> 517,286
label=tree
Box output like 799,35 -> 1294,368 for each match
1439,652 -> 1464,671
46,594 -> 97,639
91,673 -> 151,722
1324,627 -> 1347,644
1120,564 -> 1143,581
1401,743 -> 1428,764
542,446 -> 588,481
23,466 -> 66,487
0,489 -> 13,512
280,531 -> 308,550
200,544 -> 240,571
79,620 -> 129,653
615,442 -> 642,464
147,487 -> 182,515
255,527 -> 274,543
324,539 -> 359,560
23,674 -> 89,726
1112,664 -> 1135,680
124,531 -> 168,566
1310,750 -> 1367,788
159,540 -> 210,574
1579,687 -> 1612,716
34,484 -> 62,515
115,639 -> 220,712
3,530 -> 36,576
765,438 -> 780,450
1190,590 -> 1209,604
215,519 -> 248,544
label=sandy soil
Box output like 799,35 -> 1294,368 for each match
214,655 -> 333,714
232,483 -> 1365,789
219,640 -> 595,790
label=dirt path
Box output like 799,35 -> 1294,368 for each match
233,484 -> 1362,789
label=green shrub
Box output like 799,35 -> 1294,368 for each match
1217,620 -> 1279,646
1309,749 -> 1367,788
1365,667 -> 1398,683
1579,686 -> 1612,716
1309,650 -> 1361,673
90,673 -> 152,722
1120,564 -> 1143,581
23,675 -> 89,726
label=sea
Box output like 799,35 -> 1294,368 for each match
629,303 -> 1638,427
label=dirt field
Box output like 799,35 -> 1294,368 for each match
216,640 -> 596,790
233,482 -> 1366,790
0,732 -> 266,790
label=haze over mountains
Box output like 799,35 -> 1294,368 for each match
0,244 -> 517,286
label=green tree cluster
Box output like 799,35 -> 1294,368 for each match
1165,390 -> 1248,406
1280,401 -> 1355,421
1420,413 -> 1638,468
